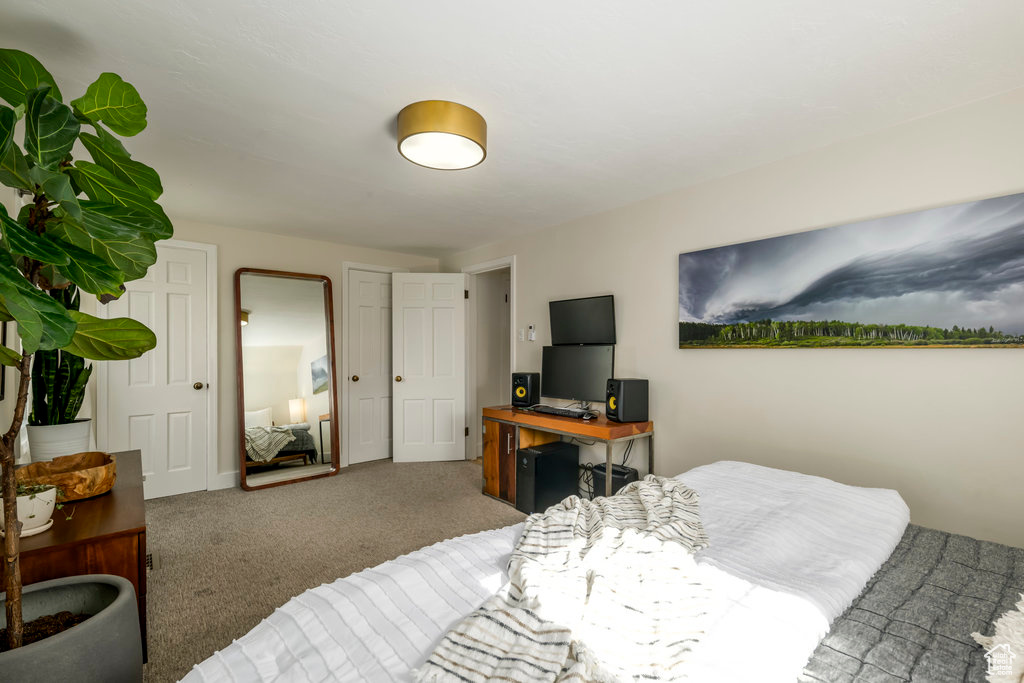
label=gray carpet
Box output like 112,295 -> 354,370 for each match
142,459 -> 525,683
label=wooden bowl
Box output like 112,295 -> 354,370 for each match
16,452 -> 117,502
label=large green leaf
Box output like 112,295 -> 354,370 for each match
0,252 -> 76,352
80,132 -> 161,199
63,310 -> 155,360
0,141 -> 31,191
0,105 -> 14,159
53,239 -> 125,297
24,86 -> 79,169
70,73 -> 146,137
67,161 -> 171,235
0,49 -> 62,108
27,165 -> 82,220
51,209 -> 157,280
0,344 -> 20,367
80,201 -> 167,239
0,204 -> 70,266
90,122 -> 128,156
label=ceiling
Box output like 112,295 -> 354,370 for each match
240,274 -> 328,347
4,2 -> 1024,256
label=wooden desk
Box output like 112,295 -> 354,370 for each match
7,450 -> 147,655
481,406 -> 654,502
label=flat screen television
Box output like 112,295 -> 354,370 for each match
549,295 -> 616,345
541,345 -> 614,404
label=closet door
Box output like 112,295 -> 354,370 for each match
392,273 -> 466,462
347,269 -> 393,464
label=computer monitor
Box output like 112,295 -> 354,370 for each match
541,345 -> 614,404
549,295 -> 616,345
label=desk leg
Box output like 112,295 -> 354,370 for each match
648,433 -> 654,477
605,442 -> 614,497
319,422 -> 325,463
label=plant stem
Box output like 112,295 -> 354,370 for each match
2,203 -> 44,650
2,350 -> 32,650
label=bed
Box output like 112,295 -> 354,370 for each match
182,461 -> 1020,682
243,408 -> 319,468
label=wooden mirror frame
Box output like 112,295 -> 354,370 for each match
235,268 -> 340,490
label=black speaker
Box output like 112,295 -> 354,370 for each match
511,372 -> 540,408
606,378 -> 648,422
591,463 -> 640,498
515,442 -> 579,514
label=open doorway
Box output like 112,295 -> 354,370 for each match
464,257 -> 515,460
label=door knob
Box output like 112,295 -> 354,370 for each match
395,375 -> 403,382
351,375 -> 359,382
193,382 -> 204,390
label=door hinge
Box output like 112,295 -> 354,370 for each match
465,426 -> 470,437
464,289 -> 469,299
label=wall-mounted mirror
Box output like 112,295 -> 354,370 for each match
235,269 -> 339,490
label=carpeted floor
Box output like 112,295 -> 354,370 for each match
142,459 -> 524,683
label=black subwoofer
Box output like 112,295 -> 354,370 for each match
511,372 -> 540,408
515,442 -> 578,514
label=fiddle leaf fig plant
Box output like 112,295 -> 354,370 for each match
0,48 -> 171,650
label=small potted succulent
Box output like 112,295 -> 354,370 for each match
0,483 -> 58,537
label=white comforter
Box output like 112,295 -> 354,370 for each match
183,461 -> 909,683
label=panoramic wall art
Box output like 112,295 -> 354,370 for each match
678,191 -> 1024,348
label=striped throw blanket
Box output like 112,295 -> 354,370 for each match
244,426 -> 297,462
417,475 -> 711,682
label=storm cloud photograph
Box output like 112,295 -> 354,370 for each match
679,191 -> 1024,348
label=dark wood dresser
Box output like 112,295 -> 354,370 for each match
5,450 -> 147,653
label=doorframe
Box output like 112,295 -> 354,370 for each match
462,255 -> 516,460
95,239 -> 222,490
340,261 -> 409,468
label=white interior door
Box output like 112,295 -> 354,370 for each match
102,243 -> 211,499
392,273 -> 466,462
347,269 -> 393,464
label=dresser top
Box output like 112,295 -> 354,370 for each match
17,449 -> 145,553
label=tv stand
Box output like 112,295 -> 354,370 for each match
481,405 -> 653,503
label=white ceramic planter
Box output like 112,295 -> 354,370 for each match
0,485 -> 57,534
27,419 -> 91,462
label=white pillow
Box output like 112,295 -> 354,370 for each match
244,407 -> 273,428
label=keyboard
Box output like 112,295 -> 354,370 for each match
532,405 -> 590,419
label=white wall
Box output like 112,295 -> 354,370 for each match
444,87 -> 1024,548
241,344 -> 302,425
171,220 -> 438,484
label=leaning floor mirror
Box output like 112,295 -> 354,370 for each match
235,269 -> 340,490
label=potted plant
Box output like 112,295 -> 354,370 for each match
0,46 -> 170,676
26,285 -> 93,461
0,483 -> 58,537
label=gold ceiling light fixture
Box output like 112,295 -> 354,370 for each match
397,100 -> 486,170
240,309 -> 249,326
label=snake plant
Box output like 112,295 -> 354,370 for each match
29,285 -> 93,425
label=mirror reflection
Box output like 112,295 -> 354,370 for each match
237,270 -> 338,489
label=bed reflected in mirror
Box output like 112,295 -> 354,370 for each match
235,269 -> 339,490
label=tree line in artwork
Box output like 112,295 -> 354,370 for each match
679,320 -> 1024,347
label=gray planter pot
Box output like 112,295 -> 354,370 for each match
0,574 -> 142,682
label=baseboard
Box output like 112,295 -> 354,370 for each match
208,470 -> 239,491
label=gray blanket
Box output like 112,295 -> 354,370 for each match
801,524 -> 1024,682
